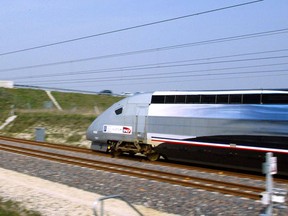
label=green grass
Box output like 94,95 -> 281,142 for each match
0,88 -> 125,213
3,112 -> 94,133
0,198 -> 41,216
52,91 -> 122,113
0,88 -> 123,116
0,112 -> 96,146
0,88 -> 14,123
66,134 -> 82,143
0,87 -> 123,145
1,88 -> 49,110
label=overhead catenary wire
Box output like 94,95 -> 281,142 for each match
11,62 -> 288,84
97,72 -> 288,87
12,55 -> 288,82
5,49 -> 288,81
0,0 -> 263,57
22,68 -> 288,86
18,52 -> 288,84
15,61 -> 288,84
1,28 -> 288,74
25,71 -> 288,90
22,69 -> 288,86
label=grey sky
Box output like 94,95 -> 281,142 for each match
0,0 -> 287,94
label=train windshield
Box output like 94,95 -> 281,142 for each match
115,107 -> 123,115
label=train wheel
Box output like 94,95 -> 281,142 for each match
128,151 -> 136,156
147,153 -> 160,161
111,149 -> 122,157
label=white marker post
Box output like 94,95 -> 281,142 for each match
260,152 -> 277,216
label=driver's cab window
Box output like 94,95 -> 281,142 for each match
115,107 -> 123,115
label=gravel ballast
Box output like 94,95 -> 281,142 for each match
0,150 -> 287,216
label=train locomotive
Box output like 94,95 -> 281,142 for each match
86,89 -> 288,175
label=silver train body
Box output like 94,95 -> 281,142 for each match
86,89 -> 288,174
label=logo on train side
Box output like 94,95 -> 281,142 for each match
123,127 -> 132,134
103,125 -> 132,135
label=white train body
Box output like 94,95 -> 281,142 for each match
86,90 -> 288,174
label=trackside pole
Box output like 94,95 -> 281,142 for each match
260,152 -> 276,216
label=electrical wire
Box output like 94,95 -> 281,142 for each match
6,49 -> 288,81
15,62 -> 288,84
1,27 -> 288,74
18,67 -> 288,85
0,0 -> 263,56
23,71 -> 288,90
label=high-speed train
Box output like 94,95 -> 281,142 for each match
86,89 -> 288,174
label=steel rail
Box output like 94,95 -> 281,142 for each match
0,142 -> 262,200
0,135 -> 91,153
1,136 -> 287,184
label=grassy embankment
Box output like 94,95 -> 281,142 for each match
0,88 -> 123,215
0,198 -> 41,216
0,88 -> 122,147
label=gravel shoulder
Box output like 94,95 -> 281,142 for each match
0,167 -> 176,216
1,150 -> 287,216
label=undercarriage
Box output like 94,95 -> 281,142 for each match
106,140 -> 160,161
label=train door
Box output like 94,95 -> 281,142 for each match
135,106 -> 147,143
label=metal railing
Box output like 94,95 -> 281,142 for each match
93,195 -> 143,216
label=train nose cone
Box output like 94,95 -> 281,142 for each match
86,116 -> 104,141
86,124 -> 97,140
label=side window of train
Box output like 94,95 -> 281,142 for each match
229,94 -> 242,104
186,95 -> 201,103
115,107 -> 123,115
262,94 -> 288,104
151,95 -> 165,103
243,94 -> 261,104
201,95 -> 216,104
175,95 -> 186,103
165,95 -> 175,103
216,95 -> 229,104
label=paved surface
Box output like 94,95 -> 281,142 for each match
0,168 -> 177,216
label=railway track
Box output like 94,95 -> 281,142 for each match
1,136 -> 287,182
0,135 -> 92,154
0,136 -> 266,200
